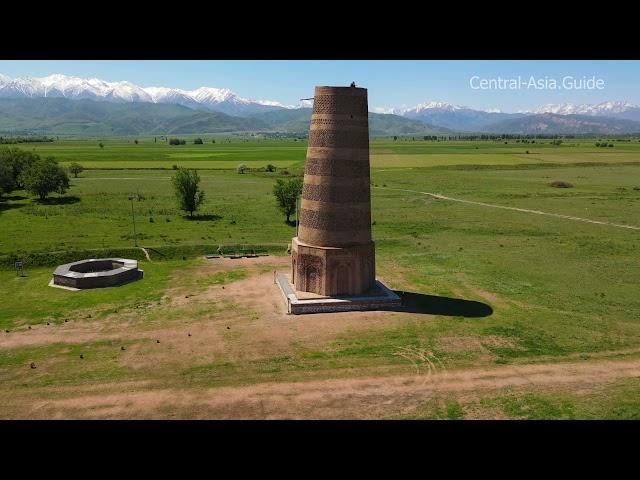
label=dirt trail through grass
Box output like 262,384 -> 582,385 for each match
381,187 -> 640,231
10,356 -> 640,419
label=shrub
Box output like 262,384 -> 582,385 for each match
237,164 -> 247,174
265,164 -> 276,172
194,138 -> 203,145
169,138 -> 186,146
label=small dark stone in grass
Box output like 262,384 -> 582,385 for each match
227,326 -> 230,330
87,314 -> 91,318
121,346 -> 126,351
5,329 -> 9,333
156,340 -> 160,343
550,180 -> 574,188
188,333 -> 191,337
80,354 -> 84,359
47,322 -> 50,325
28,326 -> 32,330
30,362 -> 37,369
64,319 -> 68,323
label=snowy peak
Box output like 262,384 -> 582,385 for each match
375,102 -> 468,116
0,73 -> 285,116
529,101 -> 639,116
408,101 -> 467,113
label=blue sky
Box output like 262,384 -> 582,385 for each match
0,60 -> 638,112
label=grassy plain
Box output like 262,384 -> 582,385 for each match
1,137 -> 640,418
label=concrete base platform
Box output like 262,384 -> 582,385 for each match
275,272 -> 401,315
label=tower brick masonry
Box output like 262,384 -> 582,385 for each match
291,85 -> 375,296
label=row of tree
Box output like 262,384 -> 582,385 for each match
0,148 -> 70,200
0,136 -> 54,144
168,138 -> 214,145
391,134 -> 632,141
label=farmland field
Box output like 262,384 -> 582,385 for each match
1,137 -> 640,419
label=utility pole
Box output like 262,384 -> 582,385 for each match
128,195 -> 138,247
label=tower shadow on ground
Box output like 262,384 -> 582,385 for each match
392,291 -> 493,318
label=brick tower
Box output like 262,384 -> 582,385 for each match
291,85 -> 375,296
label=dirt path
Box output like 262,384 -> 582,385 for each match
11,356 -> 640,419
139,247 -> 152,262
382,187 -> 640,231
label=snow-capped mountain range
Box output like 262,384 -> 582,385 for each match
374,102 -> 502,115
376,100 -> 640,117
1,72 -> 640,132
375,100 -> 640,131
525,101 -> 639,116
0,73 -> 295,117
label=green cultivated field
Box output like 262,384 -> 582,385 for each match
1,137 -> 640,419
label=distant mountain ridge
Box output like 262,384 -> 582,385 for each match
376,100 -> 640,133
479,113 -> 640,135
0,98 -> 450,136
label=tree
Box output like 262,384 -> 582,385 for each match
99,142 -> 104,149
237,164 -> 247,174
20,157 -> 70,200
171,168 -> 205,217
0,159 -> 14,198
194,138 -> 203,144
265,164 -> 276,172
273,177 -> 303,223
69,162 -> 84,178
169,138 -> 186,146
134,139 -> 139,145
0,147 -> 39,190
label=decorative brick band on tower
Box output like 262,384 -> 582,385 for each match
291,85 -> 375,296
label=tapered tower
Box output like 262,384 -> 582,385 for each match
291,85 -> 375,296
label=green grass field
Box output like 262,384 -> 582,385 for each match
1,137 -> 640,419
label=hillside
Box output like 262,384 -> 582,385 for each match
0,98 -> 265,135
0,98 -> 451,136
249,108 -> 451,136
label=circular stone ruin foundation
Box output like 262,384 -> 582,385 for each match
52,258 -> 143,289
